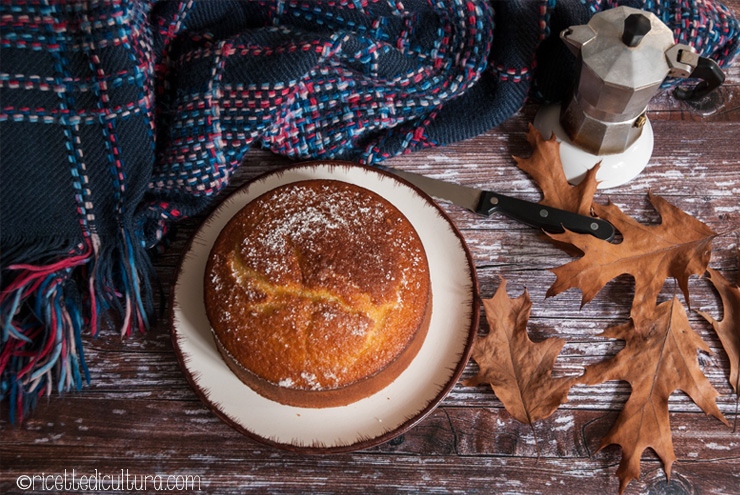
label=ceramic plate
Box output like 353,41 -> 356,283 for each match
171,161 -> 479,453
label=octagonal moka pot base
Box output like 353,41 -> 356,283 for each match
533,103 -> 654,189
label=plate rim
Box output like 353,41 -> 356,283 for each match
169,160 -> 480,453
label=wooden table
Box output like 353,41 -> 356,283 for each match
2,10 -> 739,495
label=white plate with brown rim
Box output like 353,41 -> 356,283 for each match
171,160 -> 479,453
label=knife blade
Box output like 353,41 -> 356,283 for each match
386,168 -> 615,241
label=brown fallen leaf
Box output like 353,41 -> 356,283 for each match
580,296 -> 728,494
698,252 -> 740,396
547,192 -> 716,331
514,124 -> 600,216
465,278 -> 572,425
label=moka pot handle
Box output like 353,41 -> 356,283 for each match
668,48 -> 726,100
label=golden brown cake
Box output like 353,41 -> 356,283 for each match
204,178 -> 432,408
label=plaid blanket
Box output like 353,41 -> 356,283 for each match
1,0 -> 738,422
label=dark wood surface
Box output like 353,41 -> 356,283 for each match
2,8 -> 739,494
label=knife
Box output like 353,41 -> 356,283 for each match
385,168 -> 615,241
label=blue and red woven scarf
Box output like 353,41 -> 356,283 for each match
1,0 -> 738,422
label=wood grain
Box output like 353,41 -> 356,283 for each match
2,5 -> 740,494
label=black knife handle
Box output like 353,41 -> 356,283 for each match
476,191 -> 614,241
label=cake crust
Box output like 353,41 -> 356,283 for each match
204,179 -> 432,407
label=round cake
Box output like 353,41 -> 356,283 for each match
204,178 -> 432,408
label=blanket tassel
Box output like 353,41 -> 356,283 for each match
0,229 -> 153,423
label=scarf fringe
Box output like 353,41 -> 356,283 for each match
0,229 -> 154,424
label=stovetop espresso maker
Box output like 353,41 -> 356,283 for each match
535,6 -> 725,188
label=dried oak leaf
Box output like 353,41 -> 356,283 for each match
547,192 -> 715,331
514,124 -> 600,216
698,255 -> 740,395
580,297 -> 728,494
465,278 -> 572,424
